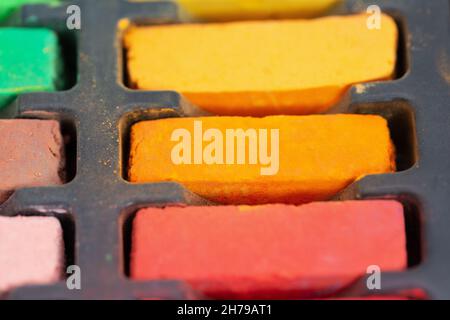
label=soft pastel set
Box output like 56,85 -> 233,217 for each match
0,0 -> 448,300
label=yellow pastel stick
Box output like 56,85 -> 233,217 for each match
128,115 -> 396,204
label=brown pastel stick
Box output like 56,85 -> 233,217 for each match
131,201 -> 407,299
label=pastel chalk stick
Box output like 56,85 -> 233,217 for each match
0,28 -> 61,109
0,120 -> 65,203
128,115 -> 395,204
136,0 -> 340,21
125,14 -> 397,115
0,216 -> 64,293
131,201 -> 407,299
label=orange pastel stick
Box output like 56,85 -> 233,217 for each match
128,115 -> 395,204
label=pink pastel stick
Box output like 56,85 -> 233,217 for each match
0,216 -> 64,293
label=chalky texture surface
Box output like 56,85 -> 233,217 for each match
131,201 -> 407,299
0,216 -> 64,293
0,28 -> 60,109
0,120 -> 65,203
125,14 -> 397,115
0,0 -> 59,22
